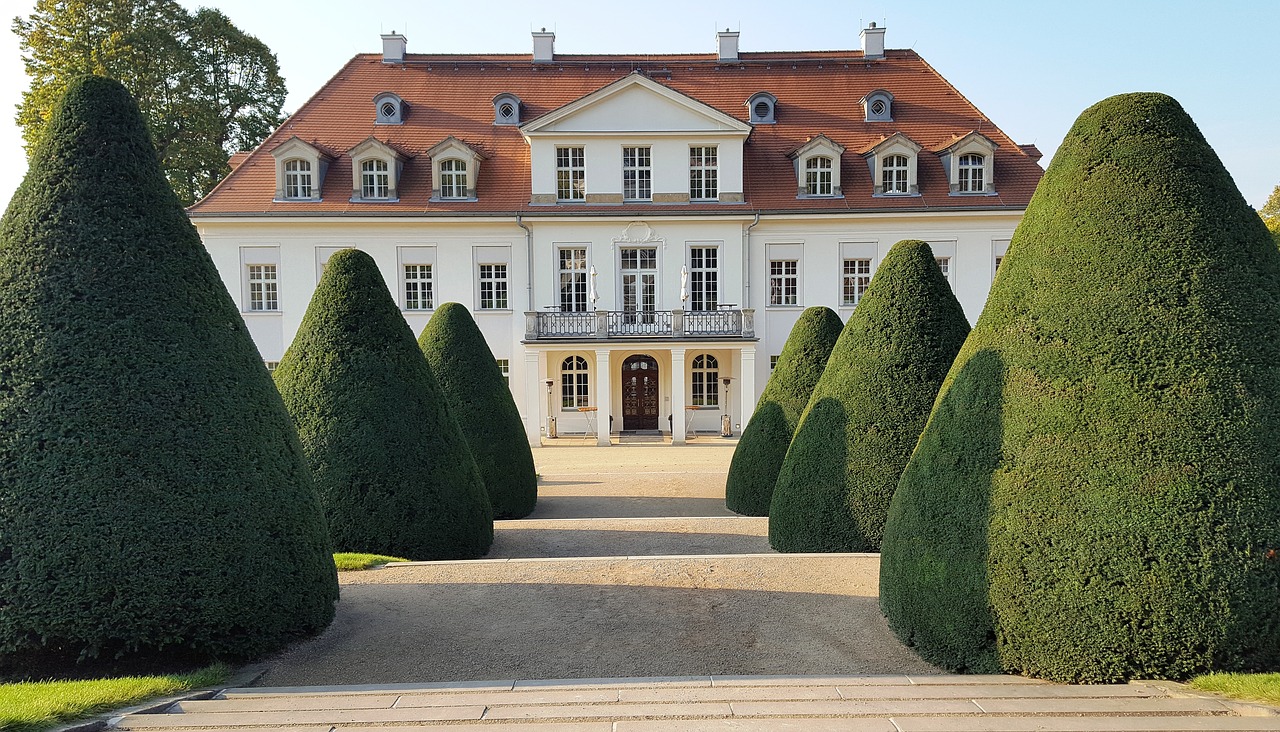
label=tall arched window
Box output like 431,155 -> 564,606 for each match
959,153 -> 985,193
882,154 -> 908,194
284,159 -> 313,199
691,354 -> 719,407
561,356 -> 589,408
805,156 -> 833,196
439,159 -> 468,199
361,159 -> 389,199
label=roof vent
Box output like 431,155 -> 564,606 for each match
747,92 -> 776,124
381,31 -> 407,64
717,29 -> 740,63
860,22 -> 885,60
493,93 -> 521,125
532,28 -> 555,63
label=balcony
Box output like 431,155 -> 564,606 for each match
524,308 -> 755,341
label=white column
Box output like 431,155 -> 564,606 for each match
594,349 -> 611,446
739,345 -> 757,434
670,347 -> 687,445
523,350 -> 542,447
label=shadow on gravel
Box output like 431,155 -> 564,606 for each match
488,529 -> 772,559
254,583 -> 937,686
528,496 -> 735,519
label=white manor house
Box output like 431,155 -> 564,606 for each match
189,25 -> 1044,447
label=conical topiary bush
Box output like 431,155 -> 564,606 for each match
0,76 -> 337,676
274,250 -> 493,560
880,92 -> 1280,683
725,307 -> 842,515
768,241 -> 969,552
419,302 -> 537,519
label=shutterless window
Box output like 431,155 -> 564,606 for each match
959,153 -> 985,192
247,264 -> 278,311
284,159 -> 312,199
558,248 -> 588,312
689,247 -> 718,311
440,159 -> 467,199
770,355 -> 780,372
689,146 -> 718,200
404,264 -> 433,310
805,156 -> 833,196
691,354 -> 719,407
622,147 -> 652,201
496,358 -> 510,386
561,356 -> 589,408
264,360 -> 280,372
882,154 -> 908,194
361,159 -> 389,199
769,260 -> 797,306
479,264 -> 508,309
935,256 -> 951,284
557,147 -> 585,201
842,259 -> 872,306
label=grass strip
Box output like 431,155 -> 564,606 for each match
1189,673 -> 1280,706
334,552 -> 410,571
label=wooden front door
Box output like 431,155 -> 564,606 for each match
621,354 -> 660,431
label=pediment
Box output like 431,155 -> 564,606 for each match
931,131 -> 999,154
270,136 -> 334,161
860,132 -> 922,157
522,73 -> 751,136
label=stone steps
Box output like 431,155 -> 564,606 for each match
488,516 -> 769,558
112,674 -> 1280,730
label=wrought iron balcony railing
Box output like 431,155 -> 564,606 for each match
524,308 -> 755,340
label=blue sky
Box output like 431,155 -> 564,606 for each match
2,0 -> 1276,208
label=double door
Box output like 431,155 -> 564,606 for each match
621,354 -> 659,431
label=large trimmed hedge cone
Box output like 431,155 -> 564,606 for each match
420,302 -> 538,519
880,92 -> 1280,683
0,76 -> 337,676
768,241 -> 969,552
725,307 -> 842,516
274,250 -> 493,560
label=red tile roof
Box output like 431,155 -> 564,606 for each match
190,49 -> 1043,216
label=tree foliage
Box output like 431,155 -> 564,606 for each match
274,251 -> 494,561
725,307 -> 842,516
0,76 -> 336,677
419,303 -> 538,519
13,0 -> 286,205
768,242 -> 969,552
880,93 -> 1280,683
1261,185 -> 1280,248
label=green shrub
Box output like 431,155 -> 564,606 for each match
725,307 -> 842,516
0,76 -> 337,677
419,303 -> 537,519
274,250 -> 493,560
768,242 -> 969,552
880,92 -> 1280,682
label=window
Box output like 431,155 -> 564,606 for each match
770,355 -> 780,372
842,258 -> 872,306
496,358 -> 510,386
404,264 -> 433,310
374,92 -> 405,124
690,146 -> 718,200
622,147 -> 652,201
557,147 -> 585,201
439,159 -> 468,199
882,155 -> 908,194
959,154 -> 985,193
479,264 -> 508,309
247,264 -> 278,311
360,159 -> 390,199
561,356 -> 589,408
493,93 -> 521,125
558,248 -> 588,312
805,156 -> 833,196
284,159 -> 312,199
691,354 -> 719,407
265,361 -> 280,372
689,247 -> 718,311
769,260 -> 798,306
995,256 -> 1004,271
862,90 -> 893,121
935,256 -> 951,284
621,247 -> 658,320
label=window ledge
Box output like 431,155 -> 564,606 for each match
764,304 -> 803,310
796,194 -> 845,200
403,308 -> 436,313
242,309 -> 283,316
477,308 -> 514,313
949,191 -> 999,197
350,197 -> 402,204
272,197 -> 323,203
871,192 -> 921,198
429,196 -> 478,203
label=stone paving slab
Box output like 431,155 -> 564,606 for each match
617,721 -> 898,732
892,718 -> 1280,731
488,516 -> 771,558
729,698 -> 984,716
483,701 -> 735,720
974,695 -> 1231,714
115,705 -> 486,728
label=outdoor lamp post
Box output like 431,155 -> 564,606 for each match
545,378 -> 556,439
721,377 -> 733,437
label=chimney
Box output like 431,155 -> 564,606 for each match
532,28 -> 555,63
860,22 -> 885,60
717,29 -> 739,63
381,31 -> 407,64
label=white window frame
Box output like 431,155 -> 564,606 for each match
478,263 -> 509,310
691,353 -> 719,407
240,246 -> 280,313
620,246 -> 659,319
557,146 -> 586,201
805,156 -> 833,196
689,146 -> 719,201
842,258 -> 872,307
688,245 -> 719,312
561,355 -> 590,409
360,158 -> 390,199
439,158 -> 468,199
622,146 -> 652,201
557,247 -> 589,312
403,264 -> 433,311
882,154 -> 909,195
769,260 -> 798,307
958,154 -> 985,193
283,159 -> 312,199
496,358 -> 510,387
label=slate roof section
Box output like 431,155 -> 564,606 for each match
189,49 -> 1043,216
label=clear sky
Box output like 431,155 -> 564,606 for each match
2,0 -> 1276,209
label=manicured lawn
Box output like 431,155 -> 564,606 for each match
1190,673 -> 1280,706
0,664 -> 227,731
334,552 -> 410,571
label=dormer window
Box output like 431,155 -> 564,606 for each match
347,137 -> 407,202
284,159 -> 312,199
361,159 -> 390,199
493,93 -> 521,125
271,137 -> 330,201
934,131 -> 998,196
373,92 -> 406,125
427,136 -> 484,202
789,134 -> 845,199
439,159 -> 467,199
861,89 -> 893,122
882,155 -> 908,193
747,92 -> 776,124
863,133 -> 921,196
